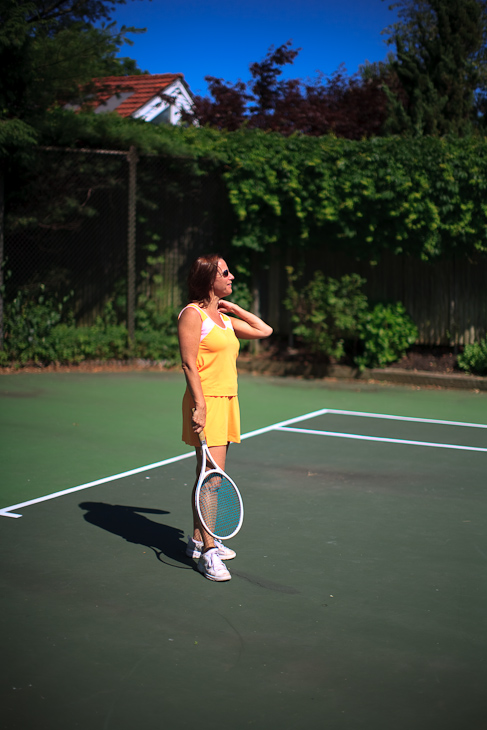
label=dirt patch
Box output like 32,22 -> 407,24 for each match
239,343 -> 463,375
388,346 -> 459,374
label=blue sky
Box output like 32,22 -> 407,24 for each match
111,0 -> 398,96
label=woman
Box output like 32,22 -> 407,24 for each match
178,254 -> 272,581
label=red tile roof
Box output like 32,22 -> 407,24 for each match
89,74 -> 186,117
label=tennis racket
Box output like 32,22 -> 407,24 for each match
195,430 -> 244,540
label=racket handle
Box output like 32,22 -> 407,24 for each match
192,408 -> 206,444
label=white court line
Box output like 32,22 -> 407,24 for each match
325,409 -> 487,429
0,408 -> 330,519
277,426 -> 487,452
240,408 -> 329,440
3,406 -> 484,519
0,452 -> 195,519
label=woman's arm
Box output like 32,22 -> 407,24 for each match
217,300 -> 273,340
178,307 -> 206,432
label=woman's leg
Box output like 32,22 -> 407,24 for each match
192,444 -> 229,550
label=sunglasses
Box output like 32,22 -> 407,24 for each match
219,268 -> 230,277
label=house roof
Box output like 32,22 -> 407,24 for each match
89,74 -> 190,117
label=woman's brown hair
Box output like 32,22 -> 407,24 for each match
187,253 -> 222,305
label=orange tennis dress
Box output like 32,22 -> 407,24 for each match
180,303 -> 241,447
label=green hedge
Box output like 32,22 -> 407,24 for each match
10,117 -> 487,271
0,289 -> 180,367
34,118 -> 487,264
99,124 -> 487,265
212,132 -> 487,263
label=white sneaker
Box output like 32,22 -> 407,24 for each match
197,548 -> 231,582
186,536 -> 236,560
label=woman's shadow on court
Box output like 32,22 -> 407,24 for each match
79,502 -> 195,570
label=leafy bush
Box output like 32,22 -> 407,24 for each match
134,305 -> 179,361
1,289 -> 180,367
47,321 -> 129,363
131,247 -> 181,361
457,338 -> 487,375
44,324 -> 86,364
284,269 -> 417,368
284,268 -> 368,360
2,286 -> 72,364
356,302 -> 418,370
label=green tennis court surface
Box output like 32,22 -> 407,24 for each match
1,372 -> 486,729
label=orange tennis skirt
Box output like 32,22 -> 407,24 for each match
182,389 -> 241,448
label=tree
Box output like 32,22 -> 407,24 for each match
383,0 -> 487,136
0,0 -> 146,136
189,78 -> 250,132
300,68 -> 390,139
187,41 -> 391,139
247,41 -> 300,127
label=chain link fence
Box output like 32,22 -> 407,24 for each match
1,146 -> 231,342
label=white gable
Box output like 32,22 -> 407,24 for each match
132,79 -> 193,125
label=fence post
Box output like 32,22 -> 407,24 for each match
0,168 -> 4,351
127,146 -> 138,343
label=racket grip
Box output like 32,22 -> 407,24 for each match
192,408 -> 206,443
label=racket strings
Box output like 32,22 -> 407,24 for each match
199,472 -> 241,538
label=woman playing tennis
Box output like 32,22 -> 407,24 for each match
178,254 -> 272,581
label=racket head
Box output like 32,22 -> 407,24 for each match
195,467 -> 244,540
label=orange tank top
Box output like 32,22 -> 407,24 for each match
179,303 -> 240,396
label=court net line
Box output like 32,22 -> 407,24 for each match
2,407 -> 485,519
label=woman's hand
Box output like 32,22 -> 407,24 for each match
218,299 -> 273,340
191,404 -> 206,434
217,299 -> 239,316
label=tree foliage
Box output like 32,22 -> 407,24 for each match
0,0 -> 146,152
186,41 -> 391,140
189,3 -> 487,138
383,0 -> 487,135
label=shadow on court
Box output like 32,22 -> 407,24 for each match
79,502 -> 194,570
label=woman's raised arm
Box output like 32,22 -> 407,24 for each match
217,300 -> 273,340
